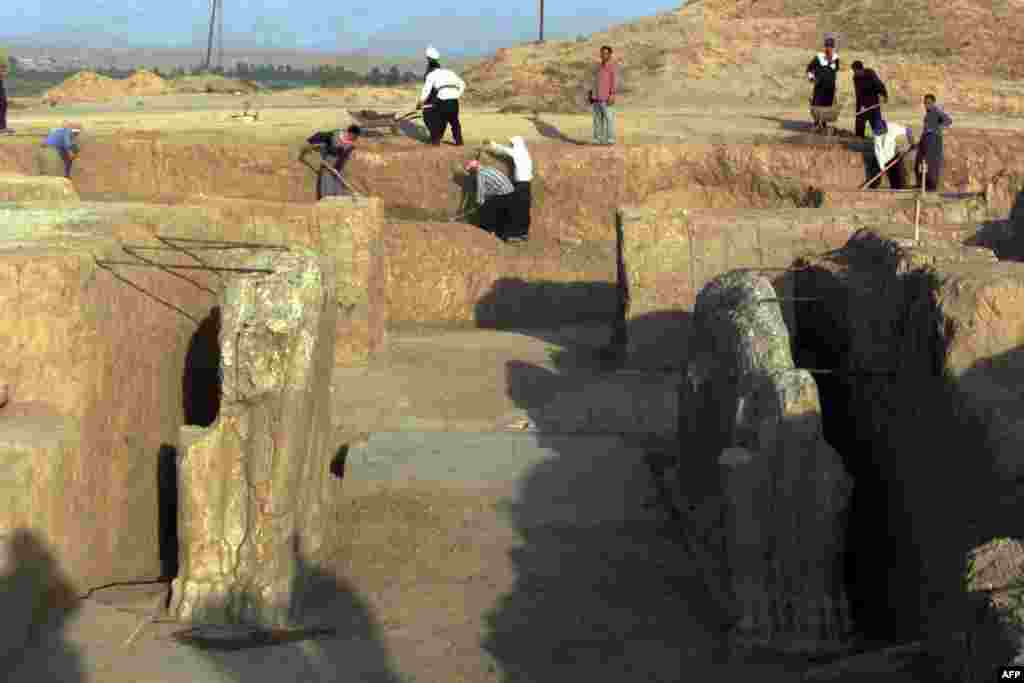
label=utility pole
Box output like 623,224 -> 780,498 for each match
539,0 -> 544,42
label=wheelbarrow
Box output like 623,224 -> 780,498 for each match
809,104 -> 843,136
348,108 -> 426,136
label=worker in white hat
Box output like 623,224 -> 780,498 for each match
417,46 -> 466,146
483,136 -> 532,240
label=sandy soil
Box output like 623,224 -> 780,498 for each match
4,87 -> 1006,682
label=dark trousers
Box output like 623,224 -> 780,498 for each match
505,181 -> 531,238
855,107 -> 883,137
478,194 -> 514,237
865,153 -> 907,190
915,134 -> 944,192
430,99 -> 463,146
0,80 -> 7,130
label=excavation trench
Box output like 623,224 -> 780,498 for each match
781,235 -> 1021,674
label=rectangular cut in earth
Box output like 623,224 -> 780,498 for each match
798,230 -> 1024,480
0,199 -> 371,597
616,206 -> 892,360
170,248 -> 338,627
682,270 -> 853,653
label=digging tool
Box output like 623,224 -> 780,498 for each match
449,204 -> 479,223
320,162 -> 368,196
859,143 -> 917,190
855,103 -> 882,116
914,160 -> 927,242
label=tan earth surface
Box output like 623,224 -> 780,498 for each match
3,30 -> 1021,677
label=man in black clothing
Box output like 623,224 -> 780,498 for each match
851,61 -> 888,138
807,35 -> 840,108
298,125 -> 361,200
0,59 -> 12,135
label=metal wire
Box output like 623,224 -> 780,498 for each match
95,260 -> 274,273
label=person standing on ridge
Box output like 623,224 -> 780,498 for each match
915,93 -> 952,192
417,47 -> 466,146
589,45 -> 618,145
851,60 -> 888,138
0,54 -> 12,135
807,34 -> 840,131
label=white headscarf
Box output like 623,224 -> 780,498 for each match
425,46 -> 440,60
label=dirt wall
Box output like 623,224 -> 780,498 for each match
5,135 -> 1021,245
0,197 -> 383,594
789,230 -> 1023,676
384,221 -> 618,326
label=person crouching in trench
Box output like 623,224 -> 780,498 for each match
298,124 -> 361,200
37,123 -> 83,179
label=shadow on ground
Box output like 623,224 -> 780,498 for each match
785,247 -> 1024,677
527,115 -> 587,145
965,188 -> 1024,260
171,534 -> 403,682
481,355 -> 734,682
1,528 -> 85,681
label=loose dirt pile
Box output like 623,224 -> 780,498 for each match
171,74 -> 260,94
42,70 -> 261,104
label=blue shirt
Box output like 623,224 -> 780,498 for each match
45,128 -> 78,153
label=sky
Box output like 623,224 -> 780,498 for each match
1,0 -> 683,56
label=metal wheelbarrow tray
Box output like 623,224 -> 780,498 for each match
810,104 -> 843,135
348,109 -> 419,135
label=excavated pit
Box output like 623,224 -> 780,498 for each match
783,231 -> 1024,676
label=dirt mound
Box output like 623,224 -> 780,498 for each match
120,69 -> 169,96
42,71 -> 119,103
464,0 -> 1024,113
170,74 -> 261,94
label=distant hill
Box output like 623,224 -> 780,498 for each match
462,0 -> 1024,114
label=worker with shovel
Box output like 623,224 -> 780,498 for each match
36,122 -> 82,179
866,118 -> 913,190
483,136 -> 533,241
851,61 -> 888,138
462,159 -> 521,242
298,124 -> 361,200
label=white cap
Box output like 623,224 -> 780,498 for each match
509,136 -> 525,147
425,46 -> 440,60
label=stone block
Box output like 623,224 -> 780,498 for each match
683,271 -> 853,653
170,248 -> 339,626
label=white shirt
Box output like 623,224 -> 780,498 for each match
873,123 -> 910,170
488,137 -> 533,182
420,69 -> 466,102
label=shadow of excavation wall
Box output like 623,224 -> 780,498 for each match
0,197 -> 376,598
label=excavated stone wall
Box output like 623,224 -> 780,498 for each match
0,199 -> 376,597
171,248 -> 338,626
681,270 -> 852,654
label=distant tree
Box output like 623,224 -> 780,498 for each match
6,56 -> 16,76
403,70 -> 418,83
385,65 -> 401,86
367,66 -> 383,85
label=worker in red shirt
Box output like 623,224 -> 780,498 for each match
588,45 -> 618,145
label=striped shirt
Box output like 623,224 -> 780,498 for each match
476,166 -> 514,205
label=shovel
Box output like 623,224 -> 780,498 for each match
859,143 -> 917,190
